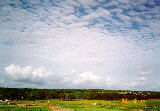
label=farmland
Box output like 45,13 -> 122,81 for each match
0,88 -> 160,110
0,106 -> 47,111
0,99 -> 160,111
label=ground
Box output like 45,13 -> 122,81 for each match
49,106 -> 73,111
0,99 -> 160,111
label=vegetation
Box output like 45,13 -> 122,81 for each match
13,107 -> 48,111
0,99 -> 160,111
0,88 -> 160,110
0,106 -> 16,111
0,87 -> 160,101
0,106 -> 48,111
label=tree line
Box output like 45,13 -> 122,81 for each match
0,87 -> 160,101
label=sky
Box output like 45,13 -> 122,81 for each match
0,0 -> 160,91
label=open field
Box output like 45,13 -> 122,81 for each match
0,99 -> 160,111
0,106 -> 48,111
0,106 -> 16,111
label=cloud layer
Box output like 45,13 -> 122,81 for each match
5,64 -> 113,89
0,0 -> 160,90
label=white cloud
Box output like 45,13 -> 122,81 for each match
77,0 -> 98,8
109,8 -> 123,13
117,13 -> 131,21
130,76 -> 149,88
139,71 -> 149,75
61,70 -> 113,88
137,76 -> 147,81
5,64 -> 50,84
117,0 -> 130,3
0,0 -> 160,90
82,7 -> 110,20
72,71 -> 101,84
4,64 -> 113,88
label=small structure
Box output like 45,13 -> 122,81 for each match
4,99 -> 11,105
133,99 -> 137,103
92,102 -> 96,105
122,99 -> 127,103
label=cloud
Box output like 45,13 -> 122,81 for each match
5,64 -> 50,85
0,0 -> 160,90
117,13 -> 131,21
0,79 -> 4,83
4,64 -> 113,88
77,0 -> 98,8
130,76 -> 149,89
72,71 -> 111,84
82,7 -> 110,20
137,76 -> 147,81
61,70 -> 113,88
138,71 -> 149,76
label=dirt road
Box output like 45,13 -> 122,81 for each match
49,106 -> 73,111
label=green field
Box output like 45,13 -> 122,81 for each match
13,107 -> 48,111
49,99 -> 160,111
0,106 -> 16,111
0,106 -> 48,111
0,99 -> 160,111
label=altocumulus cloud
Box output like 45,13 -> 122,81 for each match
0,0 -> 160,90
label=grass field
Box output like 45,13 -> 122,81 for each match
0,106 -> 16,111
0,106 -> 48,111
0,99 -> 160,111
13,107 -> 48,111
